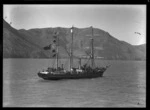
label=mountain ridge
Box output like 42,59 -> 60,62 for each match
3,19 -> 146,60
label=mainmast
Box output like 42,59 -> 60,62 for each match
56,33 -> 59,70
70,26 -> 74,72
85,26 -> 95,69
91,26 -> 94,69
91,26 -> 94,68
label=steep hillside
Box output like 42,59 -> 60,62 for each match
3,19 -> 50,58
3,19 -> 146,60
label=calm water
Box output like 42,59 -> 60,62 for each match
3,59 -> 146,107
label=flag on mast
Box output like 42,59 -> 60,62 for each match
71,26 -> 73,33
43,44 -> 51,50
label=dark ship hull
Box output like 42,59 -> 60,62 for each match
38,72 -> 104,80
37,67 -> 107,80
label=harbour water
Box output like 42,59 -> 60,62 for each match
3,59 -> 146,107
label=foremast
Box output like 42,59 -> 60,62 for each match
52,32 -> 59,70
70,26 -> 74,73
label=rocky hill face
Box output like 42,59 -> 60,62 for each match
3,19 -> 50,58
3,19 -> 146,60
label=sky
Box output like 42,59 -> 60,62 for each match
3,5 -> 146,45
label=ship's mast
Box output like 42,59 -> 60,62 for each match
91,26 -> 94,69
56,33 -> 59,70
78,58 -> 81,69
85,26 -> 95,69
70,26 -> 74,72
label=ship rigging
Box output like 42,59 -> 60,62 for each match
38,26 -> 110,80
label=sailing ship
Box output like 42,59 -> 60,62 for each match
37,26 -> 110,80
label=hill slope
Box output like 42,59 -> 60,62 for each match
3,19 -> 50,58
3,20 -> 146,60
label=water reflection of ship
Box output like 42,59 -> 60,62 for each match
38,26 -> 110,80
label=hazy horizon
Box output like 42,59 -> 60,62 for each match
3,5 -> 146,45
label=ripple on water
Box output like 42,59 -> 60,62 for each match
3,59 -> 146,107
